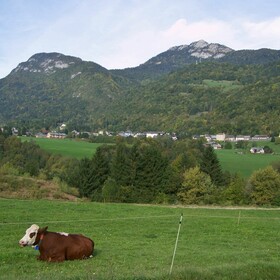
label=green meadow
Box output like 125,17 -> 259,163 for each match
216,141 -> 280,178
216,149 -> 280,178
20,137 -> 105,159
0,199 -> 279,280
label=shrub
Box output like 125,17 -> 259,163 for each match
0,163 -> 20,176
178,166 -> 214,204
248,166 -> 280,205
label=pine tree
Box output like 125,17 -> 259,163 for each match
200,146 -> 224,187
77,158 -> 93,197
111,142 -> 135,186
77,145 -> 113,198
134,143 -> 169,202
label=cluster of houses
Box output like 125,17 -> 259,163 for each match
38,129 -> 270,142
193,133 -> 271,153
117,130 -> 178,140
34,129 -> 178,140
35,131 -> 67,139
193,133 -> 271,143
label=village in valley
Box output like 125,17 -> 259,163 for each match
4,123 -> 273,155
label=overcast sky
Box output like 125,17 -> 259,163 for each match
0,0 -> 279,78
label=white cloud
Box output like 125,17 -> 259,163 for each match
148,17 -> 280,54
241,17 -> 280,49
160,18 -> 236,47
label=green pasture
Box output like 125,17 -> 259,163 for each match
203,79 -> 242,91
0,199 -> 279,280
20,137 -> 105,159
216,149 -> 280,178
216,142 -> 280,178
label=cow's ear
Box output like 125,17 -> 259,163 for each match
39,226 -> 48,233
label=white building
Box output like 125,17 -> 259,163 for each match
250,147 -> 265,154
216,133 -> 226,141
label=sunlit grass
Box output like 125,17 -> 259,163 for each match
20,137 -> 106,159
1,199 -> 279,279
216,149 -> 280,177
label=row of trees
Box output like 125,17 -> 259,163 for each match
0,133 -> 280,206
74,138 -> 280,206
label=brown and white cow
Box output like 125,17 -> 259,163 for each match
19,224 -> 94,262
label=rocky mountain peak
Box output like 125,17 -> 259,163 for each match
172,40 -> 234,59
144,40 -> 234,68
189,39 -> 209,49
12,52 -> 82,75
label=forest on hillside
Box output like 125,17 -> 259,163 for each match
1,60 -> 280,135
109,61 -> 280,135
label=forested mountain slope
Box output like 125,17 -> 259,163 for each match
0,53 -> 130,130
0,42 -> 280,135
107,61 -> 280,134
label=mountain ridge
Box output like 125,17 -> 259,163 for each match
7,40 -> 280,80
1,40 -> 280,135
11,52 -> 108,76
111,40 -> 279,81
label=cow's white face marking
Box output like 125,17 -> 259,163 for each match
19,224 -> 39,247
58,232 -> 69,236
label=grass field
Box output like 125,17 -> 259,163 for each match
216,141 -> 280,178
20,137 -> 105,159
0,199 -> 279,279
216,149 -> 280,178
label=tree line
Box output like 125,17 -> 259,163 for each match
0,132 -> 280,206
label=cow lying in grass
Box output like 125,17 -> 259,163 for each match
19,224 -> 94,262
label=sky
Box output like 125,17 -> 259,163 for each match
0,0 -> 280,78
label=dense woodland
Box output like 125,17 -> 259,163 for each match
1,132 -> 280,206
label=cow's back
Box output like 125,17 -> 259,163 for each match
64,234 -> 94,260
40,232 -> 94,261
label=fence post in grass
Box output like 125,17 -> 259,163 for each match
237,210 -> 241,226
169,213 -> 183,275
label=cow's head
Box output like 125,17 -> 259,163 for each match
19,224 -> 48,247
